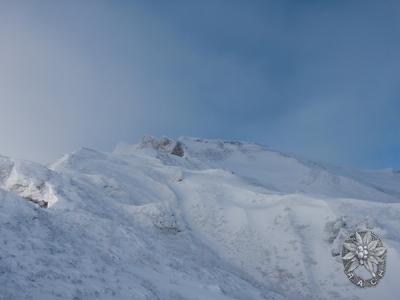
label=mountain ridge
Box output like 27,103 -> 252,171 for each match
0,136 -> 399,299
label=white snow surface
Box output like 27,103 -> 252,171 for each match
1,136 -> 399,300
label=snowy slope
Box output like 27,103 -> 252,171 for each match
0,136 -> 399,300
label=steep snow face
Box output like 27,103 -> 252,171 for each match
1,148 -> 278,300
1,136 -> 399,300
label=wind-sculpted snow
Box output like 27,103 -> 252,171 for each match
0,155 -> 64,207
0,136 -> 399,299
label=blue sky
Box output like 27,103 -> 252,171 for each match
0,0 -> 399,169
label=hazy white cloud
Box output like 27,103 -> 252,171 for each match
0,0 -> 399,168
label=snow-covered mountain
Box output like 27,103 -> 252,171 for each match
0,136 -> 399,300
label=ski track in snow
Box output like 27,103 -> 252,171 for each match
0,136 -> 399,300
